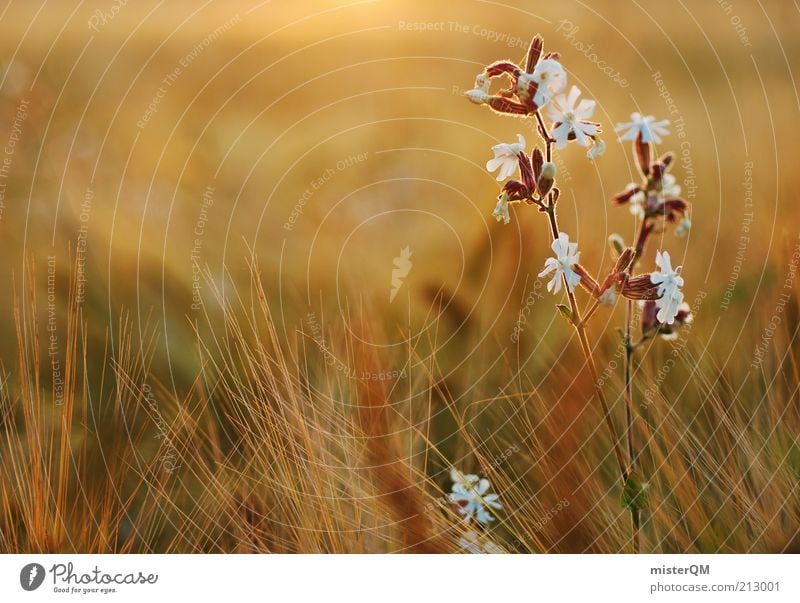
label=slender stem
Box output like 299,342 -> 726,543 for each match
624,302 -> 635,466
581,299 -> 601,326
623,216 -> 650,554
534,112 -> 554,161
543,205 -> 628,482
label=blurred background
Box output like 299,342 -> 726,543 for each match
0,0 -> 797,553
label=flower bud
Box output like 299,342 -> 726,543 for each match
525,35 -> 543,72
537,161 -> 556,197
501,179 -> 529,200
659,152 -> 675,168
573,264 -> 600,296
608,233 -> 626,256
613,184 -> 641,206
465,88 -> 489,105
518,152 -> 536,191
487,95 -> 528,115
650,161 -> 667,188
620,274 -> 660,301
659,198 -> 688,222
613,248 -> 635,273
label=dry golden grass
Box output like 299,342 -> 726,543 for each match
1,253 -> 797,553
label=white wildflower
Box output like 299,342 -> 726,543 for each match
547,86 -> 599,149
624,182 -> 646,218
528,58 -> 566,107
659,302 -> 693,340
650,250 -> 684,324
450,468 -> 479,488
492,192 -> 511,224
538,232 -> 582,294
659,173 -> 681,197
587,135 -> 606,160
449,469 -> 502,524
615,112 -> 671,144
675,214 -> 692,237
486,134 -> 526,181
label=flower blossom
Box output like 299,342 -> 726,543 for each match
650,250 -> 684,324
547,86 -> 600,149
539,232 -> 582,294
492,192 -> 511,224
587,136 -> 606,160
675,215 -> 692,237
615,113 -> 671,144
449,469 -> 503,524
486,134 -> 526,181
659,173 -> 681,198
465,35 -> 569,115
525,58 -> 567,107
618,182 -> 646,218
641,299 -> 693,340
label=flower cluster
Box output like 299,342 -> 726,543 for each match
467,33 -> 692,333
463,33 -> 696,551
465,36 -> 565,114
609,114 -> 693,329
467,35 -> 604,168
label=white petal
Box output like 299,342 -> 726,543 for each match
575,98 -> 596,119
566,85 -> 581,109
486,156 -> 506,173
497,157 -> 517,181
551,121 -> 571,148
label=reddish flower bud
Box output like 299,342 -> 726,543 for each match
613,185 -> 642,205
620,274 -> 660,301
658,152 -> 675,168
531,148 -> 544,182
640,300 -> 659,335
501,179 -> 529,200
485,61 -> 520,79
573,264 -> 601,296
650,161 -> 667,188
487,96 -> 528,115
657,198 -> 688,222
525,35 -> 543,73
613,248 -> 635,273
518,152 -> 536,191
